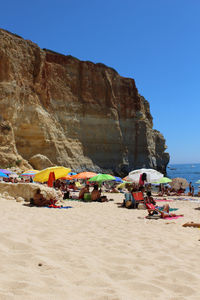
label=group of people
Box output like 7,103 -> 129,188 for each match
123,180 -> 180,218
79,184 -> 108,202
30,181 -> 109,206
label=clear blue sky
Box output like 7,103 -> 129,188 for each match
1,0 -> 200,164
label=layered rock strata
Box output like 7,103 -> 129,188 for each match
0,29 -> 169,175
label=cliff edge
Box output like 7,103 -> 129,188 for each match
0,29 -> 169,175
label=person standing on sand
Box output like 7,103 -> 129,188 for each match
189,182 -> 192,193
191,186 -> 194,197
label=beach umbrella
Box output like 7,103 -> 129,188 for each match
34,166 -> 71,183
0,169 -> 13,175
117,182 -> 127,189
61,175 -> 73,180
72,172 -> 97,179
153,177 -> 172,184
122,176 -> 129,181
170,178 -> 189,190
68,172 -> 77,176
47,172 -> 56,187
0,171 -> 8,178
113,176 -> 123,183
89,174 -> 115,184
21,169 -> 39,177
196,180 -> 200,184
127,168 -> 163,183
117,181 -> 133,189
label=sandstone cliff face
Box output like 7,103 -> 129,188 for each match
0,120 -> 30,169
0,29 -> 169,175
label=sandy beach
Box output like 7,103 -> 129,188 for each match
0,193 -> 200,300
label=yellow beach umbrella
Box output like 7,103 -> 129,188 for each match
117,182 -> 126,189
34,166 -> 71,183
117,181 -> 132,189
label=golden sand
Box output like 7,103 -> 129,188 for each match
0,193 -> 200,299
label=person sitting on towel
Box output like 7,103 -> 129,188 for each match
91,185 -> 108,202
79,184 -> 89,199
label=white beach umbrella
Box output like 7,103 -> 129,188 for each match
127,168 -> 164,183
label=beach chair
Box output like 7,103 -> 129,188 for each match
132,192 -> 145,208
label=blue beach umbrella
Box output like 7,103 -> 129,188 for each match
0,171 -> 8,178
113,176 -> 123,183
68,172 -> 77,176
0,169 -> 13,175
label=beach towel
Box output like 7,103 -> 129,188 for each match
145,215 -> 183,220
157,207 -> 178,211
164,215 -> 183,220
46,205 -> 72,209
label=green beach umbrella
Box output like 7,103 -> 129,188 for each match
153,177 -> 172,184
89,174 -> 115,184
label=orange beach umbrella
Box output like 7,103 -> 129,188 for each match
61,175 -> 73,180
72,172 -> 97,179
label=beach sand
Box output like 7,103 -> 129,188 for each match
0,193 -> 200,299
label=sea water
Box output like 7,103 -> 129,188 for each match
167,163 -> 200,194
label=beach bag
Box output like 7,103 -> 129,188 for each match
125,200 -> 133,209
138,203 -> 146,210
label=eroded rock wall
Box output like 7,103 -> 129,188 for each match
0,29 -> 169,175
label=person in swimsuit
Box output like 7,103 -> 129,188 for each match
79,185 -> 89,199
33,188 -> 52,207
91,185 -> 108,202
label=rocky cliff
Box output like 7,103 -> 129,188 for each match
0,29 -> 169,175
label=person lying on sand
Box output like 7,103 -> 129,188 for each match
147,203 -> 180,218
145,192 -> 182,218
32,188 -> 53,207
